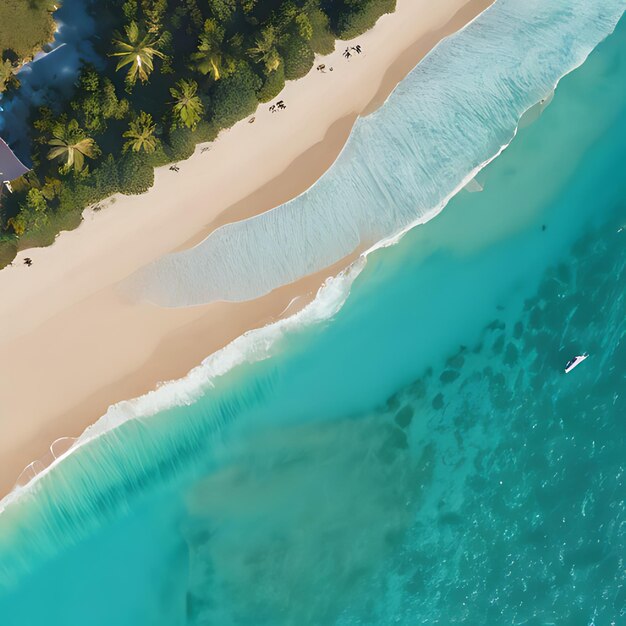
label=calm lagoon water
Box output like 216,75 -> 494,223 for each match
0,6 -> 625,626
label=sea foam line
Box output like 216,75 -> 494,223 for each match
1,0 -> 625,516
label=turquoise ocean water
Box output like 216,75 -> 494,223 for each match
0,4 -> 625,626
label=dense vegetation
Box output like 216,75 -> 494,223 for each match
0,0 -> 57,78
0,0 -> 396,266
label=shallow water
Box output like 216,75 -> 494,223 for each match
0,6 -> 625,626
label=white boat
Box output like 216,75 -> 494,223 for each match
565,353 -> 588,373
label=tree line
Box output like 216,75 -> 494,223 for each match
0,0 -> 395,263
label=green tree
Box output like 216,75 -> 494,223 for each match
118,152 -> 154,195
142,0 -> 168,34
41,177 -> 62,202
207,0 -> 237,22
210,61 -> 262,129
248,26 -> 282,73
123,112 -> 159,153
295,13 -> 313,41
280,34 -> 314,80
191,19 -> 233,80
307,8 -> 335,55
110,21 -> 166,86
257,63 -> 285,103
7,189 -> 49,236
335,0 -> 396,40
47,120 -> 99,172
170,79 -> 204,129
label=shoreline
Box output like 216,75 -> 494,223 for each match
0,0 -> 494,498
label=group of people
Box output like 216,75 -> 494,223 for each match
343,44 -> 363,59
169,164 -> 180,172
316,43 -> 363,73
269,100 -> 287,113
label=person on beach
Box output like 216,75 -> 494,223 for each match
343,47 -> 351,59
24,257 -> 32,267
269,104 -> 276,113
352,44 -> 362,54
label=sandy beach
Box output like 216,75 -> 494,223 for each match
0,0 -> 493,497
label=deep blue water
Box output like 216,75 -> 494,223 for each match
0,4 -> 624,626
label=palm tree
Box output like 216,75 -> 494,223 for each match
190,20 -> 231,80
123,111 -> 159,153
170,79 -> 204,130
110,21 -> 165,85
248,26 -> 282,73
47,120 -> 98,172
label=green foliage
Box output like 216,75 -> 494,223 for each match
123,111 -> 159,153
308,8 -> 335,55
280,34 -> 315,80
191,19 -> 235,80
47,120 -> 100,173
257,64 -> 285,103
248,26 -> 282,73
94,155 -> 121,196
0,240 -> 18,269
8,189 -> 49,235
72,68 -> 129,132
117,153 -> 154,195
0,60 -> 19,94
295,13 -> 313,41
207,0 -> 237,22
110,21 -> 166,86
210,61 -> 262,129
166,127 -> 198,161
334,0 -> 396,40
170,79 -> 204,129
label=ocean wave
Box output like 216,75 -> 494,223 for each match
129,0 -> 626,307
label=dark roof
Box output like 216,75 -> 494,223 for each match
0,137 -> 29,182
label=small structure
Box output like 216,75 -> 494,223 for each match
0,136 -> 30,194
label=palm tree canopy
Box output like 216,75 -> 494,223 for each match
47,120 -> 98,172
170,79 -> 204,129
110,21 -> 166,85
191,19 -> 231,80
123,111 -> 159,153
248,26 -> 282,73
